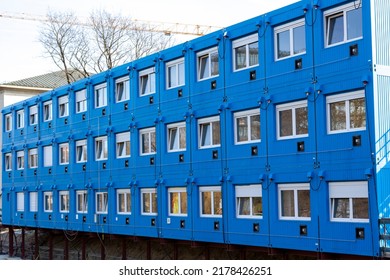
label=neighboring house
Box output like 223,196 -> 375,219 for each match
0,70 -> 74,221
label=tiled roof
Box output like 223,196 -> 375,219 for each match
2,70 -> 85,89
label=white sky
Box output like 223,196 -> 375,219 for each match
0,0 -> 299,83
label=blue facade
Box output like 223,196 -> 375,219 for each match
2,0 -> 389,258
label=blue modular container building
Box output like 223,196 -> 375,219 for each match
2,0 -> 390,258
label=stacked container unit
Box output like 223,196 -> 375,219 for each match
2,0 -> 388,257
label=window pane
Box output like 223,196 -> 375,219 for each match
213,191 -> 222,215
279,109 -> 293,137
328,13 -> 344,45
77,192 -> 87,212
179,127 -> 186,149
150,73 -> 156,93
168,65 -> 176,88
333,198 -> 350,218
103,193 -> 108,212
143,193 -> 150,213
237,117 -> 248,142
178,62 -> 185,86
200,123 -> 210,147
199,55 -> 209,79
140,75 -> 148,95
212,121 -> 220,145
60,193 -> 69,211
293,25 -> 306,54
296,107 -> 308,135
238,197 -> 250,215
210,52 -> 219,76
297,189 -> 310,217
126,192 -> 131,212
252,197 -> 263,216
169,127 -> 178,150
250,114 -> 261,141
350,98 -> 366,129
330,101 -> 346,131
248,42 -> 258,66
150,131 -> 156,153
116,82 -> 124,101
235,45 -> 246,70
202,192 -> 212,215
142,133 -> 149,154
281,190 -> 294,217
125,141 -> 131,156
277,30 -> 290,58
347,8 -> 362,40
118,193 -> 125,212
151,192 -> 157,213
353,198 -> 368,219
180,192 -> 187,214
170,192 -> 179,214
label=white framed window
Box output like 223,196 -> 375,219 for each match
17,150 -> 24,170
167,122 -> 186,152
29,192 -> 38,212
16,110 -> 24,129
17,192 -> 25,212
94,83 -> 107,108
139,67 -> 155,96
96,191 -> 108,214
198,116 -> 220,149
43,145 -> 53,167
5,113 -> 12,132
278,183 -> 311,220
327,90 -> 366,134
324,2 -> 363,47
29,105 -> 38,125
236,185 -> 263,218
115,76 -> 130,103
117,189 -> 131,214
141,188 -> 157,215
59,143 -> 69,165
43,100 -> 52,122
234,109 -> 261,144
5,153 -> 12,171
44,191 -> 53,212
197,47 -> 219,81
76,139 -> 87,163
276,100 -> 308,139
59,190 -> 70,213
168,188 -> 187,216
140,127 -> 156,155
199,186 -> 222,217
28,148 -> 38,169
95,136 -> 108,161
76,190 -> 88,213
75,89 -> 87,113
166,58 -> 185,89
58,95 -> 69,118
233,34 -> 259,71
116,132 -> 130,158
329,181 -> 369,223
275,19 -> 306,60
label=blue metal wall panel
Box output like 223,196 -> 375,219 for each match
1,0 -> 384,257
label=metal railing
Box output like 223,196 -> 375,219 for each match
379,218 -> 390,258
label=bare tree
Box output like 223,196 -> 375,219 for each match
39,10 -> 175,83
89,10 -> 133,72
128,22 -> 173,61
39,10 -> 83,83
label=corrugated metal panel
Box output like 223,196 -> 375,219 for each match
374,76 -> 390,170
373,0 -> 390,66
373,0 -> 390,172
